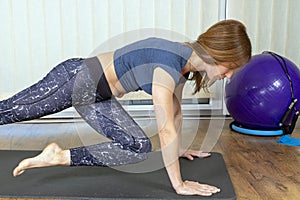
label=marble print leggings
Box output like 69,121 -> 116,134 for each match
0,57 -> 152,166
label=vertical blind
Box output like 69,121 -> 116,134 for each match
0,0 -> 220,98
227,0 -> 300,66
0,0 -> 299,106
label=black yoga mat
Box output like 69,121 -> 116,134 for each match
0,151 -> 235,199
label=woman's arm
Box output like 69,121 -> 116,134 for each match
152,68 -> 182,189
152,68 -> 220,196
172,83 -> 185,157
173,82 -> 211,160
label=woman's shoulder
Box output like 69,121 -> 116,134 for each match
141,37 -> 172,43
113,37 -> 172,58
117,37 -> 183,50
139,37 -> 181,47
113,37 -> 192,63
122,37 -> 174,49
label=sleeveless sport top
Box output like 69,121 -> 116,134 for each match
113,37 -> 193,95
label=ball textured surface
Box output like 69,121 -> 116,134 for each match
225,53 -> 300,129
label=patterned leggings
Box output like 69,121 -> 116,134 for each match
0,57 -> 152,166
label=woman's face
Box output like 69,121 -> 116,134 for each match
205,63 -> 235,82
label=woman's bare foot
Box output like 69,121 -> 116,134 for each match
13,143 -> 70,177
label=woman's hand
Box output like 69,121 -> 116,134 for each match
175,180 -> 221,196
180,149 -> 211,160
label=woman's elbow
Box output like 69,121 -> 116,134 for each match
158,127 -> 177,144
174,114 -> 182,124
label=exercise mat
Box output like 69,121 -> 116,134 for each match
0,150 -> 235,199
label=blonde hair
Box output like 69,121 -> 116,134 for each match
187,19 -> 252,93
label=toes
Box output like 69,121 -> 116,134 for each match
13,166 -> 24,177
12,159 -> 30,177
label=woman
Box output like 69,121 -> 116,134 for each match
1,19 -> 251,196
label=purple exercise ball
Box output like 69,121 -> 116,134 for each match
225,53 -> 300,130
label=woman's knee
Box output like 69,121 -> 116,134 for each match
141,138 -> 152,153
130,137 -> 152,154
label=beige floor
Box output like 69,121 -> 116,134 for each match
0,117 -> 300,200
0,117 -> 207,151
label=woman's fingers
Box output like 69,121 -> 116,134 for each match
198,151 -> 211,158
181,150 -> 211,159
175,180 -> 221,196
